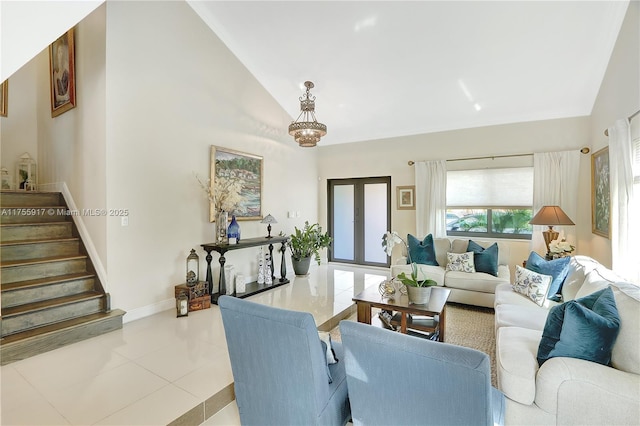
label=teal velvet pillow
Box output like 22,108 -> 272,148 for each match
526,251 -> 571,301
467,240 -> 499,277
537,287 -> 620,367
407,234 -> 439,266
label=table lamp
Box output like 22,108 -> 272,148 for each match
529,206 -> 575,255
260,214 -> 278,238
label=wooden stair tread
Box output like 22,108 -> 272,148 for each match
1,254 -> 87,268
2,291 -> 104,317
0,205 -> 66,208
0,221 -> 71,228
0,309 -> 126,345
0,236 -> 79,246
2,272 -> 95,292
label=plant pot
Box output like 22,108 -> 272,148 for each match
292,256 -> 312,276
406,285 -> 432,305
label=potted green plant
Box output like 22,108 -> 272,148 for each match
287,221 -> 332,276
383,231 -> 437,304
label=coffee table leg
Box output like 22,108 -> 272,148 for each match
439,304 -> 447,342
400,312 -> 407,333
357,302 -> 372,324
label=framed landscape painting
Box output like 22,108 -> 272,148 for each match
49,28 -> 76,117
209,146 -> 263,222
397,185 -> 415,210
591,146 -> 610,238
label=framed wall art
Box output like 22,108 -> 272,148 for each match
209,146 -> 263,222
0,80 -> 7,117
397,185 -> 415,210
49,28 -> 76,117
591,146 -> 610,238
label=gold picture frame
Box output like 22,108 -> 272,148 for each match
397,185 -> 415,210
0,80 -> 7,117
591,146 -> 610,239
209,146 -> 263,222
49,28 -> 76,117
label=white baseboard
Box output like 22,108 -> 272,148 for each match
123,299 -> 174,323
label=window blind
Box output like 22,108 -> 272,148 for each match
447,167 -> 533,207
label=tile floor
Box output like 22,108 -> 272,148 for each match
1,263 -> 388,425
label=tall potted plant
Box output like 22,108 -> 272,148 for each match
288,221 -> 332,276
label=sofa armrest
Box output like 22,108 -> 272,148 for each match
535,357 -> 640,424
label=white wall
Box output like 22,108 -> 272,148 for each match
104,1 -> 317,319
588,1 -> 640,268
318,116 -> 592,274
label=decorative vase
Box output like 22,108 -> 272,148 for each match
378,279 -> 396,298
217,210 -> 228,243
292,256 -> 312,276
257,247 -> 265,284
406,285 -> 432,305
227,215 -> 241,243
264,253 -> 273,285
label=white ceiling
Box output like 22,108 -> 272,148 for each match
188,1 -> 629,146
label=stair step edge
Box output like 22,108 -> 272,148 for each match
0,237 -> 80,246
1,254 -> 87,268
2,291 -> 104,317
2,273 -> 95,292
0,309 -> 126,346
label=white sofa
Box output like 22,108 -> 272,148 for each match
391,238 -> 511,308
494,255 -> 640,425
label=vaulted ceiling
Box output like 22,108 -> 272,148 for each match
2,1 -> 630,146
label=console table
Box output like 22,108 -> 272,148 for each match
201,236 -> 289,304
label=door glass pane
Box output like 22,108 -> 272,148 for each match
333,185 -> 354,260
364,183 -> 387,263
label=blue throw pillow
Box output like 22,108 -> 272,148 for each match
537,287 -> 620,367
467,240 -> 499,277
407,234 -> 439,266
525,252 -> 571,301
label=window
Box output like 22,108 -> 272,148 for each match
446,167 -> 533,239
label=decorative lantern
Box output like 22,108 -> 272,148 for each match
176,291 -> 189,317
186,248 -> 199,287
16,152 -> 36,191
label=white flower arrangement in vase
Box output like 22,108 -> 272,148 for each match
548,238 -> 575,259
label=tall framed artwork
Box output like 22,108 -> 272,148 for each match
397,185 -> 415,210
209,146 -> 263,222
0,80 -> 7,117
591,146 -> 610,238
49,28 -> 76,117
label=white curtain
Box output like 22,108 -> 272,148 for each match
608,118 -> 638,283
532,151 -> 580,254
415,160 -> 447,238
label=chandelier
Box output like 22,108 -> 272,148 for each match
288,81 -> 327,147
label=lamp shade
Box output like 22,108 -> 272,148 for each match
260,214 -> 278,224
529,206 -> 575,226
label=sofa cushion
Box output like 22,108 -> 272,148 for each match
494,283 -> 558,309
495,303 -> 549,332
496,326 -> 542,405
391,263 -> 445,286
525,252 -> 571,301
537,287 -> 620,367
446,251 -> 476,273
407,234 -> 439,266
468,240 -> 499,277
446,266 -> 509,294
513,265 -> 552,307
575,268 -> 620,299
561,255 -> 602,301
610,281 -> 640,375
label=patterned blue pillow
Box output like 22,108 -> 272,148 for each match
407,234 -> 439,266
526,252 -> 571,301
467,240 -> 499,277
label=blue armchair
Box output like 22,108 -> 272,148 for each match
339,320 -> 504,426
218,296 -> 351,425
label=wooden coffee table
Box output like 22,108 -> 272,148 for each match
352,286 -> 451,341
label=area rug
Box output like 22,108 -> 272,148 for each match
329,303 -> 497,387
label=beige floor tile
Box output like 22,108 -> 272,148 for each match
173,357 -> 234,400
201,401 -> 240,426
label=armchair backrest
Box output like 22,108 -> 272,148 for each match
340,320 -> 503,426
219,296 -> 333,425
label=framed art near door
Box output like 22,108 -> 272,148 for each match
397,185 -> 415,210
49,28 -> 76,117
591,146 -> 610,238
